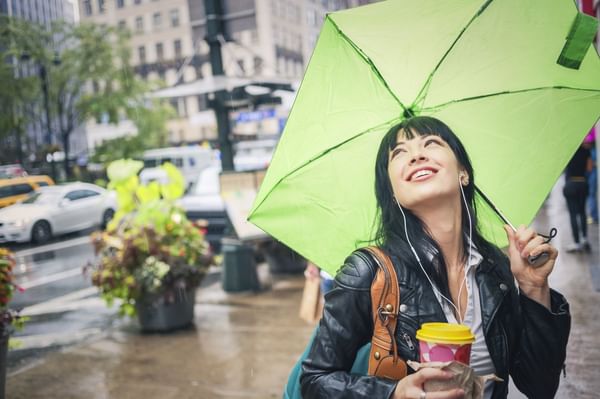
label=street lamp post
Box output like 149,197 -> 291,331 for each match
22,52 -> 61,180
204,0 -> 235,172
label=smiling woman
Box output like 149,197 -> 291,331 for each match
299,116 -> 571,399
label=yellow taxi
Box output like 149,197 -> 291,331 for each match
0,175 -> 55,208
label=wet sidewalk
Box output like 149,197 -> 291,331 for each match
7,268 -> 314,399
6,181 -> 600,398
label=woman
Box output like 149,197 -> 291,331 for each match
300,117 -> 570,399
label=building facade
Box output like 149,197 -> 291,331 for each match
78,0 -> 208,147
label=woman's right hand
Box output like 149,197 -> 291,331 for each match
392,368 -> 464,399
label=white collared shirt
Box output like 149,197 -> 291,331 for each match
427,241 -> 496,399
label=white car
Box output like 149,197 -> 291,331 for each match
0,182 -> 116,244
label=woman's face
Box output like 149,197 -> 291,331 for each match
387,130 -> 465,210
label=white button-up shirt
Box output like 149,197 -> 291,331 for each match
428,241 -> 496,399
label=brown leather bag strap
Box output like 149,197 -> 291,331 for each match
363,246 -> 406,380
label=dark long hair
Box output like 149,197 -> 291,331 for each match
374,116 -> 495,300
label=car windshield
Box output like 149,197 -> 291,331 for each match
22,191 -> 62,204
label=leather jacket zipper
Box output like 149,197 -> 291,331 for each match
402,333 -> 415,351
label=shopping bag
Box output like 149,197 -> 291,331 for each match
298,276 -> 323,324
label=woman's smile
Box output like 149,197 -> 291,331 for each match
406,167 -> 439,182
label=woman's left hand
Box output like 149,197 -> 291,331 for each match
503,225 -> 557,307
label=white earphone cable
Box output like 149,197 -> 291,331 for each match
394,174 -> 472,325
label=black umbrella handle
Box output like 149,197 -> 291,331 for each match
527,252 -> 550,268
526,228 -> 557,268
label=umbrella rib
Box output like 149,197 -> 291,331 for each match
250,117 -> 400,216
413,0 -> 494,109
327,16 -> 407,113
422,85 -> 600,111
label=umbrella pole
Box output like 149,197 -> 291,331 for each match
475,187 -> 550,267
474,186 -> 516,231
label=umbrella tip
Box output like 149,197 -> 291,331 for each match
403,108 -> 415,118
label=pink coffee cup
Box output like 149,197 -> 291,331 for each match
416,322 -> 475,365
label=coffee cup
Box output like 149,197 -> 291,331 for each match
416,322 -> 475,365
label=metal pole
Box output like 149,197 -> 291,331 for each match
39,64 -> 52,146
204,0 -> 235,171
39,64 -> 56,180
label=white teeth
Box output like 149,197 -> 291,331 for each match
412,170 -> 433,180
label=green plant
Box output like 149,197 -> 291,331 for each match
0,248 -> 26,335
87,159 -> 213,317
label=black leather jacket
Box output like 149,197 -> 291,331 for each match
300,248 -> 571,399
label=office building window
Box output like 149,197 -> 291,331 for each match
170,9 -> 179,27
156,43 -> 164,61
174,40 -> 182,59
98,0 -> 105,13
153,12 -> 161,29
83,0 -> 92,15
197,95 -> 207,111
134,0 -> 141,4
116,0 -> 124,8
118,20 -> 127,30
138,46 -> 146,64
135,16 -> 143,33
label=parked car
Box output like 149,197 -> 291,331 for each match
0,182 -> 116,244
178,140 -> 276,252
178,165 -> 228,252
0,175 -> 55,208
0,163 -> 28,179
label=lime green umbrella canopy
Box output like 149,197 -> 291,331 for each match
249,0 -> 600,276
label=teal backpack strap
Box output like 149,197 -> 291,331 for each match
282,326 -> 371,399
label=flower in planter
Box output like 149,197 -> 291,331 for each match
86,159 -> 214,317
0,248 -> 26,336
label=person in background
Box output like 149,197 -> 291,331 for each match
563,142 -> 592,252
584,130 -> 598,225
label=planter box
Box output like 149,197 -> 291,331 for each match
135,288 -> 196,333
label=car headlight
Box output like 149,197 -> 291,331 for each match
9,219 -> 28,228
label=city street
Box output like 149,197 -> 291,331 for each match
1,0 -> 599,398
3,180 -> 600,398
6,229 -> 121,368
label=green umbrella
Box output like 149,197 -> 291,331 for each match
249,0 -> 600,275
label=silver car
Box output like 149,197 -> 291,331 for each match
0,182 -> 116,244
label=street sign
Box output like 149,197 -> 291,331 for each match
235,109 -> 276,123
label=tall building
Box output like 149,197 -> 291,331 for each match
0,0 -> 75,25
0,0 -> 79,168
78,0 -> 206,146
